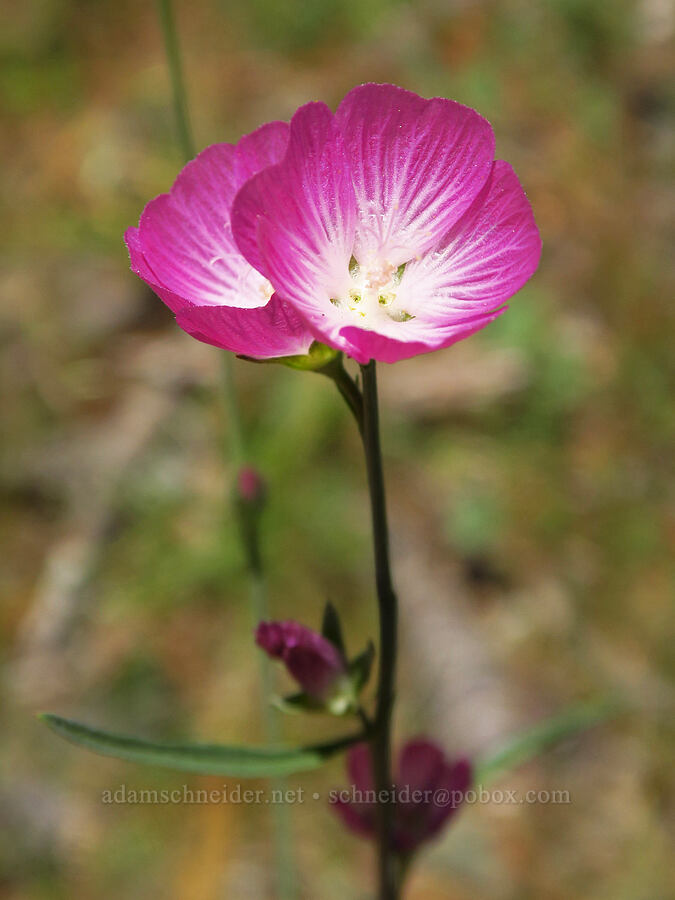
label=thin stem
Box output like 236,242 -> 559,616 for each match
221,354 -> 246,466
319,356 -> 364,436
357,705 -> 373,733
360,361 -> 399,900
155,3 -> 295,896
156,0 -> 195,161
248,569 -> 296,899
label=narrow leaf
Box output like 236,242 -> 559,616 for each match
476,698 -> 622,784
39,714 -> 354,777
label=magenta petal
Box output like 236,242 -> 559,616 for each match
332,745 -> 378,842
398,160 -> 542,323
125,226 -> 189,314
397,740 -> 446,794
335,83 -> 495,264
331,797 -> 376,839
423,758 -> 473,839
346,743 -> 375,794
255,622 -> 286,658
255,619 -> 345,699
235,122 -> 290,177
337,308 -> 506,365
174,294 -> 313,358
284,646 -> 341,699
394,747 -> 472,853
232,102 -> 356,336
138,122 -> 290,309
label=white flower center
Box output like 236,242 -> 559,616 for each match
331,258 -> 414,328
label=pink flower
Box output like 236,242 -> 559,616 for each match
127,84 -> 541,364
255,620 -> 346,700
125,123 -> 315,359
332,740 -> 472,854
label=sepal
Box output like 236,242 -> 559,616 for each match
321,601 -> 347,658
347,640 -> 375,694
238,341 -> 339,371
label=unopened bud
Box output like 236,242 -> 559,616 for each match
256,620 -> 346,701
236,466 -> 266,507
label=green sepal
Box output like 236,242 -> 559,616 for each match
273,679 -> 359,718
321,601 -> 347,658
325,682 -> 359,716
238,342 -> 339,372
271,692 -> 326,716
39,713 -> 360,777
348,640 -> 375,694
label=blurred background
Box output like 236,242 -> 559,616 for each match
1,0 -> 674,897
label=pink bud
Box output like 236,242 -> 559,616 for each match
237,466 -> 266,505
255,620 -> 346,700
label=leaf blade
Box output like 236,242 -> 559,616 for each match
475,698 -> 622,784
39,714 -> 345,777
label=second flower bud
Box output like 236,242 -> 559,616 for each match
255,605 -> 374,717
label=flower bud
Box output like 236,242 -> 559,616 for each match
255,620 -> 346,701
236,466 -> 266,507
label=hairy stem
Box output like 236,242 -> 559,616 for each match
360,361 -> 399,899
155,3 -> 296,896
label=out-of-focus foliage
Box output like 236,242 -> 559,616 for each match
1,0 -> 673,897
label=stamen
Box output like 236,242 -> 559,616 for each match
335,256 -> 413,328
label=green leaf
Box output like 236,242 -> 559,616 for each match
475,698 -> 622,784
39,714 -> 356,777
321,601 -> 347,658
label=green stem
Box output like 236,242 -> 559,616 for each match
156,0 -> 195,161
319,355 -> 364,436
155,3 -> 296,896
221,354 -> 246,466
359,361 -> 399,900
248,568 -> 297,899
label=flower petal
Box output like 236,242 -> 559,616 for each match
424,757 -> 473,839
125,226 -> 188,314
138,121 -> 290,308
231,102 -> 356,336
335,83 -> 495,266
346,743 -> 375,794
337,308 -> 506,365
397,740 -> 446,794
174,294 -> 314,359
331,797 -> 376,839
397,160 -> 542,324
255,619 -> 346,699
331,744 -> 377,840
